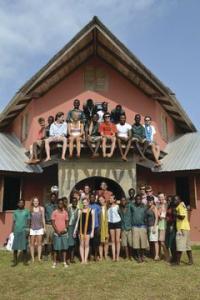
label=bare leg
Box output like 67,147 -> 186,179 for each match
102,137 -> 107,157
116,229 -> 121,261
94,139 -> 101,155
69,137 -> 75,157
104,240 -> 108,259
110,229 -> 116,261
152,144 -> 161,165
87,138 -> 95,155
30,236 -> 35,262
107,136 -> 116,157
124,138 -> 132,159
62,251 -> 67,263
154,241 -> 160,260
76,137 -> 81,158
45,139 -> 52,161
84,235 -> 90,263
37,235 -> 43,261
134,141 -> 146,160
161,241 -> 169,261
79,238 -> 85,263
117,138 -> 124,158
12,250 -> 18,266
99,243 -> 103,260
60,137 -> 67,160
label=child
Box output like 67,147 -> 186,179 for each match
68,197 -> 78,263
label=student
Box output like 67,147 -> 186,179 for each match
146,196 -> 159,260
89,193 -> 101,261
44,192 -> 57,260
83,99 -> 96,124
166,197 -> 177,263
68,197 -> 78,263
128,188 -> 136,203
144,116 -> 161,166
116,114 -> 132,161
139,184 -> 147,205
98,196 -> 109,261
96,101 -> 108,123
30,197 -> 45,262
73,198 -> 95,264
45,112 -> 68,161
97,181 -> 113,204
158,193 -> 169,261
110,104 -> 125,124
45,115 -> 54,138
174,195 -> 193,265
12,199 -> 30,266
132,114 -> 148,159
68,110 -> 84,158
99,113 -> 117,158
108,195 -> 121,261
86,113 -> 102,158
119,197 -> 133,259
51,199 -> 69,268
67,99 -> 86,124
131,194 -> 148,263
145,186 -> 159,206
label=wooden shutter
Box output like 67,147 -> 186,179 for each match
0,176 -> 4,212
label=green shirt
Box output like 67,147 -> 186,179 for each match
131,204 -> 147,226
45,203 -> 57,223
119,203 -> 132,231
13,209 -> 30,233
132,124 -> 146,139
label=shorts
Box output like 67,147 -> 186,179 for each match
30,228 -> 44,236
53,233 -> 69,251
148,225 -> 158,242
158,229 -> 166,242
132,135 -> 146,144
109,221 -> 121,230
132,227 -> 149,249
89,136 -> 101,142
44,224 -> 54,244
176,230 -> 191,252
121,230 -> 132,247
12,231 -> 28,251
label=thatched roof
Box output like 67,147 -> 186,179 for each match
0,16 -> 196,132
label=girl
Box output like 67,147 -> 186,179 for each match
99,196 -> 109,260
68,111 -> 84,158
51,199 -> 69,268
68,197 -> 78,263
108,195 -> 121,261
146,196 -> 159,260
158,193 -> 169,261
73,198 -> 95,264
12,199 -> 30,266
30,197 -> 45,262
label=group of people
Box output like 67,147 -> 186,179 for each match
11,182 -> 193,268
26,99 -> 161,166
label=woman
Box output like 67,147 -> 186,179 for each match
68,111 -> 84,158
108,195 -> 121,261
51,198 -> 69,268
30,197 -> 45,262
73,198 -> 95,264
99,196 -> 109,260
146,196 -> 159,260
158,193 -> 169,261
68,197 -> 78,263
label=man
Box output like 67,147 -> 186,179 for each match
174,195 -> 193,265
44,192 -> 57,260
145,185 -> 159,206
66,99 -> 86,124
45,112 -> 67,161
131,194 -> 148,263
143,115 -> 161,167
97,182 -> 113,204
139,184 -> 147,205
132,114 -> 148,159
111,104 -> 125,124
119,197 -> 133,259
86,113 -> 102,158
45,115 -> 54,138
89,193 -> 101,261
99,113 -> 117,158
116,114 -> 132,161
96,101 -> 108,123
128,188 -> 136,203
83,99 -> 95,124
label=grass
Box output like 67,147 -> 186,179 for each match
0,249 -> 200,300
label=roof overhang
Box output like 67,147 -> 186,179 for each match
0,16 -> 196,133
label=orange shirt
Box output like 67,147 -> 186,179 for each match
97,190 -> 113,203
51,209 -> 68,233
99,122 -> 117,136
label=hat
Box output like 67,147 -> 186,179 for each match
51,185 -> 59,193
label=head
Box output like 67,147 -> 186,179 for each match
173,195 -> 181,207
38,117 -> 45,128
116,104 -> 122,112
82,198 -> 89,208
55,112 -> 64,123
72,110 -> 80,122
100,181 -> 108,191
139,184 -> 146,196
71,197 -> 78,208
92,113 -> 99,123
147,195 -> 154,207
158,193 -> 166,205
119,114 -> 126,125
57,198 -> 64,210
90,193 -> 96,204
102,102 -> 108,112
144,115 -> 152,126
120,196 -> 127,207
99,196 -> 106,206
145,185 -> 153,196
50,192 -> 57,204
128,188 -> 135,198
73,99 -> 80,109
17,199 -> 25,209
134,114 -> 141,125
72,190 -> 80,201
48,115 -> 54,125
86,99 -> 94,107
32,197 -> 39,208
109,194 -> 116,205
135,194 -> 142,206
167,195 -> 173,206
84,185 -> 90,194
62,197 -> 68,209
103,113 -> 111,123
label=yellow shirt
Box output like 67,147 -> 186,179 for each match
176,202 -> 190,231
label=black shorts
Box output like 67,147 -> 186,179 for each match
109,221 -> 121,230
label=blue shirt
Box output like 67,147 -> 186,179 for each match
89,203 -> 101,228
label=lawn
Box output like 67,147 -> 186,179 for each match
0,249 -> 200,300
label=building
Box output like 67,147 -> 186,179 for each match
0,17 -> 199,246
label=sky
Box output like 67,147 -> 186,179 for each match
0,0 -> 199,129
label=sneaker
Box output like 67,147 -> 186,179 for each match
63,262 -> 69,268
52,263 -> 56,269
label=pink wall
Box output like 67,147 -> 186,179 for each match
8,57 -> 177,151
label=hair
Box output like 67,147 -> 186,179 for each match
74,99 -> 80,104
38,117 -> 45,124
30,197 -> 40,212
135,113 -> 141,119
50,192 -> 57,197
144,115 -> 152,121
147,195 -> 154,202
135,194 -> 141,200
103,112 -> 110,119
18,199 -> 25,204
48,115 -> 54,122
55,112 -> 64,121
145,185 -> 152,191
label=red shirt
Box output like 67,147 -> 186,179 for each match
99,122 -> 117,136
97,190 -> 113,203
51,209 -> 68,233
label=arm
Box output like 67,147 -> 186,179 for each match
80,122 -> 84,137
49,123 -> 54,137
91,209 -> 95,238
154,207 -> 158,227
68,123 -> 72,136
41,207 -> 46,231
73,210 -> 81,237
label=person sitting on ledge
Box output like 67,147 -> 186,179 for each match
26,117 -> 46,164
83,99 -> 96,125
116,114 -> 132,161
143,116 -> 161,167
99,113 -> 117,158
111,104 -> 125,124
45,112 -> 67,161
66,99 -> 86,124
68,111 -> 84,158
97,101 -> 108,123
45,115 -> 54,138
86,113 -> 102,158
131,114 -> 148,160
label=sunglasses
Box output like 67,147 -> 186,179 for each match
146,190 -> 152,193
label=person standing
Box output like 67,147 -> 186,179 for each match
98,196 -> 109,261
158,193 -> 169,261
128,188 -> 136,204
89,193 -> 101,261
97,182 -> 113,204
166,197 -> 177,263
30,197 -> 45,262
174,195 -> 193,265
68,197 -> 78,263
12,200 -> 30,266
51,199 -> 69,268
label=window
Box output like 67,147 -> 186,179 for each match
84,66 -> 108,91
160,113 -> 168,141
175,177 -> 190,207
21,113 -> 29,141
3,176 -> 21,211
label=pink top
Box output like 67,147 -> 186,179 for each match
51,209 -> 68,233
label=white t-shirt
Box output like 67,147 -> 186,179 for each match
143,125 -> 156,142
50,121 -> 67,137
116,123 -> 132,138
97,110 -> 104,123
108,205 -> 121,223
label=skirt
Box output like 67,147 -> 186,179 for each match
68,226 -> 76,247
12,231 -> 28,251
53,233 -> 69,251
